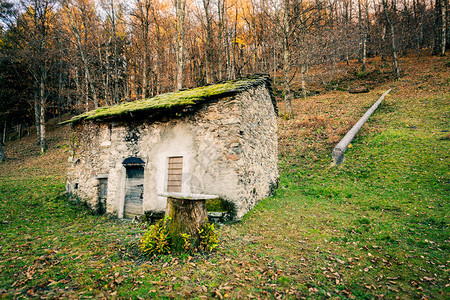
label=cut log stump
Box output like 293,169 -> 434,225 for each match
159,193 -> 218,251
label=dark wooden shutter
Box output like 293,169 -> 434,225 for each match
167,156 -> 183,193
97,178 -> 107,215
99,178 -> 108,199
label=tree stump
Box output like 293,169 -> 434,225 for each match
160,193 -> 218,251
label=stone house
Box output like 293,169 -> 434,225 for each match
64,75 -> 278,219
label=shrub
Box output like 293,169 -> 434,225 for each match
198,222 -> 219,252
139,216 -> 171,256
139,218 -> 219,257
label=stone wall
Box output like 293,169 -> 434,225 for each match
66,81 -> 278,219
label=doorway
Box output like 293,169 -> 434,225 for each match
123,157 -> 145,219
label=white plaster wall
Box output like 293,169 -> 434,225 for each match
146,123 -> 195,212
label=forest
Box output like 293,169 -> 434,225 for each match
0,0 -> 448,154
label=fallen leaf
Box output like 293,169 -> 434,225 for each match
48,280 -> 58,286
26,271 -> 33,280
387,286 -> 399,292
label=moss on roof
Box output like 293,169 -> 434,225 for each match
61,75 -> 273,125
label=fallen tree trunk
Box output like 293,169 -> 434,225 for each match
331,88 -> 392,166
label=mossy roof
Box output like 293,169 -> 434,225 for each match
61,75 -> 274,125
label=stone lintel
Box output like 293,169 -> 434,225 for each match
94,174 -> 109,179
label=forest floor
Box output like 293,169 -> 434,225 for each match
0,53 -> 449,299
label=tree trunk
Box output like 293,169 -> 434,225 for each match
0,141 -> 5,162
301,64 -> 307,100
34,90 -> 41,145
381,24 -> 387,61
2,120 -> 6,145
123,60 -> 129,101
383,0 -> 400,78
58,68 -> 63,123
358,0 -> 363,63
282,0 -> 293,117
165,197 -> 207,250
74,67 -> 81,110
217,0 -> 225,81
174,0 -> 186,91
231,5 -> 238,80
203,0 -> 213,84
225,5 -> 231,80
142,52 -> 147,99
151,3 -> 163,93
414,0 -> 422,56
39,73 -> 46,153
362,33 -> 367,71
110,0 -> 120,103
84,69 -> 89,111
441,0 -> 447,56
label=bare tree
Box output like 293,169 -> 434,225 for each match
132,0 -> 152,99
382,0 -> 400,78
173,0 -> 187,90
282,0 -> 293,117
217,0 -> 226,81
62,0 -> 99,109
438,0 -> 447,56
102,0 -> 120,102
15,0 -> 59,152
201,0 -> 213,84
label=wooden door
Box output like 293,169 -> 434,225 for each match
124,166 -> 144,219
167,156 -> 183,193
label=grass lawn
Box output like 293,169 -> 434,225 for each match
0,54 -> 449,299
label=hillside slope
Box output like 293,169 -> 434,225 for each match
0,116 -> 71,178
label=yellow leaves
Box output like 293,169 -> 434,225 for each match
233,37 -> 246,46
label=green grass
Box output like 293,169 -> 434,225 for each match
0,57 -> 449,298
